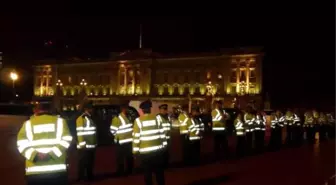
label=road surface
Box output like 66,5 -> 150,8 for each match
0,128 -> 334,185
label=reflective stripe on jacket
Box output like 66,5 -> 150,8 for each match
244,113 -> 255,132
186,117 -> 202,140
178,113 -> 189,135
156,114 -> 171,139
76,113 -> 97,149
132,114 -> 167,154
211,109 -> 227,131
110,114 -> 133,144
17,114 -> 72,175
234,118 -> 245,136
254,115 -> 266,131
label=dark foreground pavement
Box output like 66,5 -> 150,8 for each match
1,128 -> 334,185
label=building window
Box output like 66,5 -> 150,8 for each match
240,70 -> 246,82
135,70 -> 141,85
250,69 -> 256,83
230,70 -> 237,83
231,86 -> 236,94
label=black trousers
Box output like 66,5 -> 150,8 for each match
306,126 -> 316,143
328,124 -> 335,138
285,125 -> 293,145
180,135 -> 189,164
116,143 -> 134,175
254,130 -> 264,153
78,149 -> 96,181
189,140 -> 201,165
140,151 -> 165,185
26,172 -> 68,185
236,135 -> 246,157
213,132 -> 229,159
292,125 -> 303,146
276,127 -> 283,148
269,128 -> 277,150
245,132 -> 254,154
319,124 -> 327,141
163,140 -> 171,168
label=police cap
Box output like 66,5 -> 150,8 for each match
159,104 -> 168,110
139,100 -> 152,110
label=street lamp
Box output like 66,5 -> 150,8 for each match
9,72 -> 18,99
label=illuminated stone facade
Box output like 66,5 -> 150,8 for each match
33,48 -> 263,110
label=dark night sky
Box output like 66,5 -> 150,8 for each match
0,15 -> 334,109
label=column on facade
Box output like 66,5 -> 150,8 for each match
236,59 -> 240,94
246,60 -> 250,94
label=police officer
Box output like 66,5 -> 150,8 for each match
17,97 -> 72,185
304,111 -> 315,143
133,100 -> 167,185
292,110 -> 302,146
254,111 -> 266,153
76,102 -> 97,182
186,105 -> 202,165
211,100 -> 229,160
244,106 -> 256,155
284,109 -> 296,146
178,104 -> 190,164
110,103 -> 134,176
269,111 -> 278,150
276,110 -> 285,148
326,113 -> 335,138
156,104 -> 172,168
234,113 -> 245,158
318,112 -> 327,142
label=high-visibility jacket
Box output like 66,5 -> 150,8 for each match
318,114 -> 327,125
198,117 -> 205,132
304,115 -> 315,127
156,114 -> 171,140
110,113 -> 133,144
178,112 -> 189,135
270,115 -> 278,129
244,113 -> 255,132
293,114 -> 301,126
254,115 -> 266,131
234,118 -> 245,136
211,108 -> 228,132
186,117 -> 202,141
17,114 -> 72,175
327,114 -> 335,125
76,113 -> 97,149
132,114 -> 167,154
284,112 -> 297,126
313,111 -> 319,119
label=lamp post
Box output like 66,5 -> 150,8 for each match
9,72 -> 18,99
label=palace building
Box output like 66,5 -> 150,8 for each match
33,47 -> 263,110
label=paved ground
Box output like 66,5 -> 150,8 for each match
1,126 -> 334,185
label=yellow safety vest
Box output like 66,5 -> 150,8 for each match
17,114 -> 72,175
76,113 -> 97,149
178,112 -> 189,135
244,113 -> 255,132
156,114 -> 171,139
211,109 -> 228,132
254,115 -> 266,131
110,113 -> 133,144
186,117 -> 202,140
234,118 -> 245,136
132,114 -> 167,154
